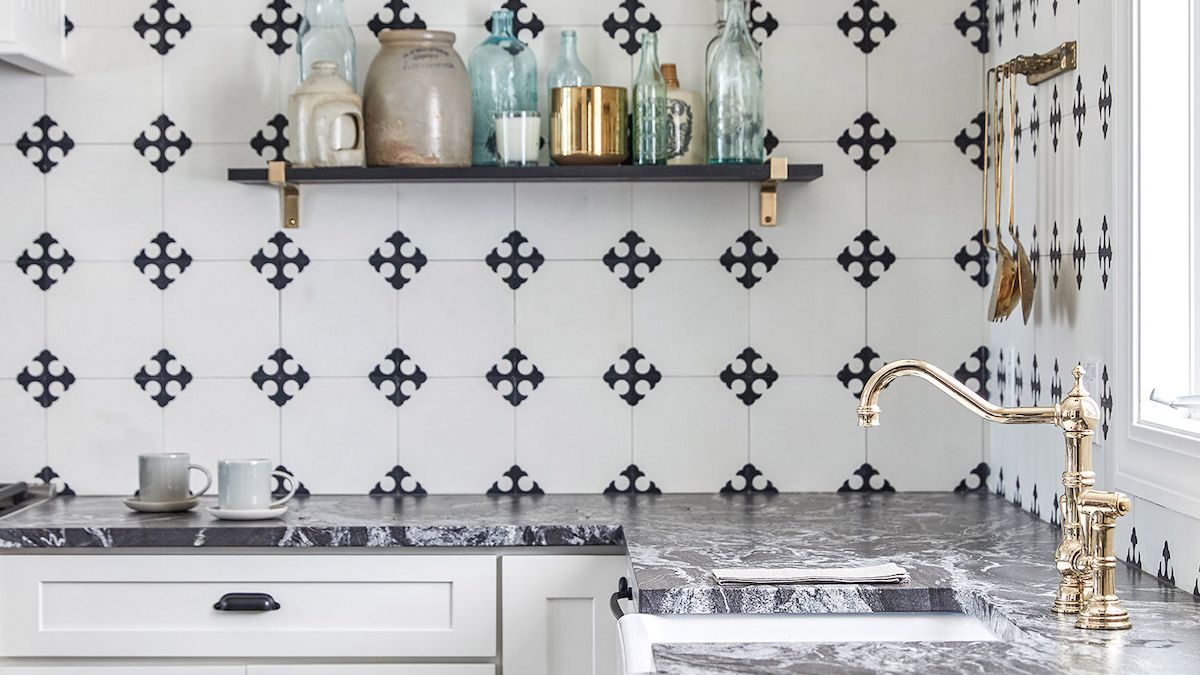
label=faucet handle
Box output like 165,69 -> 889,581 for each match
1075,489 -> 1133,630
1058,364 -> 1101,434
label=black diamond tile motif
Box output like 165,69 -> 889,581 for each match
1031,354 -> 1042,405
1099,67 -> 1112,139
1072,75 -> 1086,147
837,0 -> 895,54
1014,353 -> 1024,406
273,465 -> 311,497
369,231 -> 427,290
748,1 -> 779,43
996,349 -> 1008,405
955,112 -> 986,170
1101,366 -> 1112,441
251,348 -> 310,407
603,231 -> 661,289
1030,227 -> 1041,285
485,1 -> 544,41
64,15 -> 74,37
1051,491 -> 1061,528
1127,527 -> 1142,570
370,465 -> 427,495
954,462 -> 991,493
1012,476 -> 1022,507
1050,359 -> 1063,401
720,463 -> 778,494
487,464 -> 544,495
837,112 -> 895,171
994,0 -> 1005,47
486,230 -> 544,290
251,231 -> 310,290
133,0 -> 192,55
1049,84 -> 1062,152
1030,92 -> 1040,157
954,346 -> 991,400
486,348 -> 543,407
17,350 -> 75,408
251,114 -> 289,161
604,464 -> 662,494
1013,97 -> 1023,163
837,346 -> 880,398
838,463 -> 895,493
602,0 -> 661,56
134,114 -> 192,172
368,0 -> 426,36
1012,0 -> 1022,37
720,230 -> 778,289
838,229 -> 895,288
16,232 -> 74,291
954,230 -> 990,288
995,467 -> 1006,497
719,347 -> 778,406
1098,216 -> 1112,289
954,0 -> 989,54
34,466 -> 75,496
134,231 -> 192,290
763,128 -> 779,156
1158,541 -> 1176,585
134,349 -> 193,407
251,0 -> 301,54
1072,218 -> 1086,290
1049,221 -> 1062,288
369,348 -> 427,407
16,114 -> 74,174
603,348 -> 661,406
1031,483 -> 1041,517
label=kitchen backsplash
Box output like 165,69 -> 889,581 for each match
0,0 -> 990,497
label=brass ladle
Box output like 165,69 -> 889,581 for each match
987,67 -> 1018,322
1007,69 -> 1037,324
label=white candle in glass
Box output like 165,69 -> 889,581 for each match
495,111 -> 541,166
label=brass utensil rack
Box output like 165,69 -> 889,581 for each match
994,40 -> 1077,85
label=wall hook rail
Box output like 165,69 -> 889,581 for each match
995,41 -> 1077,85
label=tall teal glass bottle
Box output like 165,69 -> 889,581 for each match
469,10 -> 538,166
633,32 -> 667,166
706,0 -> 763,164
547,30 -> 593,93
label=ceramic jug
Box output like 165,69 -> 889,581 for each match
289,61 -> 365,167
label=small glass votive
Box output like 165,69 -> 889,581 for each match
495,111 -> 541,167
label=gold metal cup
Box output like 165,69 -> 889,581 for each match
550,86 -> 628,165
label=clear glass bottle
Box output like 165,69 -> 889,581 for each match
298,0 -> 356,89
632,32 -> 667,166
469,10 -> 538,166
706,0 -> 763,164
547,30 -> 593,94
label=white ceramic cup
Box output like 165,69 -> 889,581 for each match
217,459 -> 297,511
495,111 -> 540,166
138,453 -> 211,503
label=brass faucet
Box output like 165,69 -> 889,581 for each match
856,359 -> 1132,630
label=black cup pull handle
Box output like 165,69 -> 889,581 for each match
213,592 -> 281,612
610,576 -> 633,620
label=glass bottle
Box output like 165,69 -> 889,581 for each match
706,0 -> 763,164
469,10 -> 538,166
547,30 -> 593,94
298,0 -> 356,89
632,32 -> 667,166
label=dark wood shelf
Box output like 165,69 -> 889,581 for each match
226,163 -> 823,185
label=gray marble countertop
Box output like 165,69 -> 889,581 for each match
1,492 -> 1197,674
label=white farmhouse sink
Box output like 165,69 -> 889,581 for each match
618,612 -> 999,674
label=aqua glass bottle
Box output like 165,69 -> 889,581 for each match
633,32 -> 667,166
469,10 -> 538,166
547,30 -> 593,94
298,0 -> 356,88
706,0 -> 763,164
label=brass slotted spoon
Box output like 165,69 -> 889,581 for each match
1006,69 -> 1036,324
987,67 -> 1018,322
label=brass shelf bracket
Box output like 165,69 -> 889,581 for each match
999,40 -> 1077,85
760,157 -> 789,227
267,160 -> 300,229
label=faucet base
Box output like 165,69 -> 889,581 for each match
1076,597 -> 1132,630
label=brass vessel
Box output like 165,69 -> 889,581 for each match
550,86 -> 628,165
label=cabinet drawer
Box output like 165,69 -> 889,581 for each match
249,667 -> 494,675
0,555 -> 496,658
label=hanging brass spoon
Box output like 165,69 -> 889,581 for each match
1007,69 -> 1036,324
988,67 -> 1018,322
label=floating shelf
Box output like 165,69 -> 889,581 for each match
227,159 -> 823,229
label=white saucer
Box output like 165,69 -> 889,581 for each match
206,505 -> 289,521
124,497 -> 200,513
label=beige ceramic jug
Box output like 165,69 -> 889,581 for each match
288,61 -> 365,167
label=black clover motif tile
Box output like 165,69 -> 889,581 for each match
134,349 -> 193,407
16,232 -> 74,291
603,348 -> 661,406
604,464 -> 662,494
369,348 -> 427,407
251,114 -> 289,162
368,0 -> 426,36
1030,354 -> 1042,405
486,230 -> 544,290
837,346 -> 880,398
1072,218 -> 1086,290
955,112 -> 986,170
369,231 -> 427,290
955,0 -> 989,54
1101,366 -> 1112,441
1030,227 -> 1041,285
838,463 -> 895,493
1029,92 -> 1040,157
1050,358 -> 1063,401
1013,97 -> 1023,163
955,230 -> 990,288
16,114 -> 74,174
1158,541 -> 1176,585
719,347 -> 778,406
994,0 -> 1005,47
485,1 -> 544,42
134,114 -> 192,172
1011,476 -> 1022,507
748,1 -> 779,43
63,15 -> 74,38
1098,216 -> 1112,289
996,349 -> 1008,405
720,230 -> 778,289
34,466 -> 75,496
603,230 -> 661,289
837,112 -> 895,171
1049,84 -> 1062,152
954,346 -> 991,400
134,231 -> 192,290
1049,221 -> 1062,288
273,465 -> 310,497
1014,353 -> 1024,406
995,467 -> 1005,497
370,465 -> 427,495
720,463 -> 778,494
602,0 -> 661,56
487,464 -> 544,495
486,348 -> 543,407
763,129 -> 779,156
133,0 -> 192,55
1072,75 -> 1086,147
954,462 -> 991,493
17,350 -> 75,408
1099,67 -> 1112,139
837,229 -> 895,288
251,231 -> 310,290
1012,0 -> 1022,37
1127,527 -> 1142,570
1050,491 -> 1061,528
251,348 -> 310,406
251,0 -> 301,54
1052,0 -> 1058,16
1030,483 -> 1040,517
837,0 -> 895,54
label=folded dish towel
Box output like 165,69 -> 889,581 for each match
712,562 -> 911,586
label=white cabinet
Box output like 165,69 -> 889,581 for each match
0,0 -> 68,74
249,667 -> 494,675
0,668 -> 241,674
501,555 -> 630,675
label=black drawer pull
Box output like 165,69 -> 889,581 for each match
213,592 -> 281,612
610,576 -> 633,620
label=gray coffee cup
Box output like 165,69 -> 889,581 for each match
138,453 -> 211,503
217,459 -> 297,511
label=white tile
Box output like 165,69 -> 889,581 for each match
515,182 -> 632,260
281,378 -> 398,494
750,377 -> 866,491
1077,0 -> 1112,117
654,26 -> 711,95
46,145 -> 160,261
876,0 -> 973,24
0,267 -> 45,377
758,142 -> 866,259
1051,0 -> 1079,47
764,25 -> 865,142
1032,423 -> 1063,523
761,0 -> 851,25
47,379 -> 162,495
870,25 -> 983,142
287,184 -> 398,260
163,261 -> 279,378
45,262 -> 162,379
396,183 -> 515,260
1166,508 -> 1200,594
164,378 -> 281,471
0,381 -> 46,478
867,259 -> 985,370
409,0 -> 506,27
867,143 -> 979,258
0,154 -> 43,263
175,0 -> 267,26
631,182 -> 748,259
1129,497 -> 1170,580
750,260 -> 864,376
515,378 -> 631,493
632,260 -> 748,377
65,0 -> 158,27
281,261 -> 398,377
633,377 -> 748,492
0,66 -> 44,141
516,262 -> 631,377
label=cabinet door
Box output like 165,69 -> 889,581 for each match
248,667 -> 492,675
0,668 -> 241,674
501,555 -> 629,675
